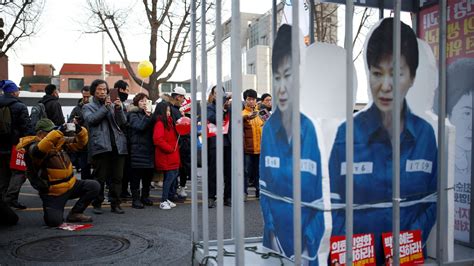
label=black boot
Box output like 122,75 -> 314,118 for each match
141,187 -> 153,206
132,190 -> 144,209
111,203 -> 125,214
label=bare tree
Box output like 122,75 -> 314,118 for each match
85,0 -> 212,100
312,3 -> 375,61
0,0 -> 44,57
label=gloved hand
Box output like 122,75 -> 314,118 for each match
57,124 -> 67,134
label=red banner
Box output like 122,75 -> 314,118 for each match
9,146 -> 26,171
382,230 -> 424,265
418,0 -> 474,64
207,113 -> 230,138
330,233 -> 376,266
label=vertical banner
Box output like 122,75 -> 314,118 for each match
281,0 -> 311,44
419,0 -> 474,243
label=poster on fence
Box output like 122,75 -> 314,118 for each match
382,230 -> 424,265
419,0 -> 474,243
329,233 -> 376,266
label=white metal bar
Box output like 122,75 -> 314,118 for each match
291,0 -> 302,265
190,0 -> 199,245
101,32 -> 106,80
437,0 -> 447,264
344,0 -> 354,265
215,0 -> 224,264
231,0 -> 245,265
272,0 -> 277,41
392,1 -> 402,263
201,0 -> 210,256
310,0 -> 315,44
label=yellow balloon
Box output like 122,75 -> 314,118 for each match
137,60 -> 153,78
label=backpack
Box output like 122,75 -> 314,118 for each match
30,103 -> 47,128
0,103 -> 12,135
24,143 -> 49,194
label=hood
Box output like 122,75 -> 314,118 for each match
0,94 -> 20,107
76,98 -> 85,107
40,94 -> 58,104
127,105 -> 141,113
16,136 -> 39,150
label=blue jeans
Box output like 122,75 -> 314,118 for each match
162,170 -> 178,202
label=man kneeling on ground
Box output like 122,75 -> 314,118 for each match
17,118 -> 100,227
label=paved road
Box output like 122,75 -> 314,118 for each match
0,172 -> 264,265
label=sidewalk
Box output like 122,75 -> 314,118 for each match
0,173 -> 264,265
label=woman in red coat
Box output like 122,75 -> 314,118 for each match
153,102 -> 180,210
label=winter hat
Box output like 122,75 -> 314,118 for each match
172,86 -> 186,96
35,118 -> 55,132
0,80 -> 19,93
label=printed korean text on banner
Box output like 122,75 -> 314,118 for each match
330,234 -> 376,266
419,0 -> 474,243
382,230 -> 424,265
10,146 -> 26,171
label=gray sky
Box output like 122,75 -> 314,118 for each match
7,0 -> 272,85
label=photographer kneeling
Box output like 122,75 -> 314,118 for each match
17,119 -> 100,227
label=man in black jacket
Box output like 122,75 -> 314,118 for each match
169,87 -> 190,199
0,80 -> 34,209
40,84 -> 64,126
68,86 -> 91,180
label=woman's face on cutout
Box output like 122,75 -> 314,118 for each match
369,55 -> 414,114
274,56 -> 292,114
451,92 -> 472,151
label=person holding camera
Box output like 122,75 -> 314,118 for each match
83,79 -> 128,214
242,89 -> 264,200
206,86 -> 232,208
67,86 -> 92,180
127,93 -> 155,209
16,118 -> 100,226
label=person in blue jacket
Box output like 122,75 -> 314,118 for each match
329,18 -> 437,264
259,24 -> 327,265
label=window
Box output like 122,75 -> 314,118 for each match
249,24 -> 259,48
161,83 -> 172,93
68,78 -> 84,91
248,63 -> 256,75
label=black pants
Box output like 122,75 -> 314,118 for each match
78,151 -> 92,180
121,156 -> 132,194
130,168 -> 153,198
179,137 -> 191,187
208,145 -> 232,199
40,179 -> 100,227
244,153 -> 260,195
0,154 -> 26,205
92,152 -> 126,206
0,198 -> 18,226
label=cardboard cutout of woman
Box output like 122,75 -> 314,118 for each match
434,58 -> 474,242
259,24 -> 327,265
329,18 -> 438,263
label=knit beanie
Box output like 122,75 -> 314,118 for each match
0,80 -> 19,93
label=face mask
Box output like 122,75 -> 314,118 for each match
119,91 -> 128,102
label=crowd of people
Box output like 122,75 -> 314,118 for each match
0,77 -> 272,227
